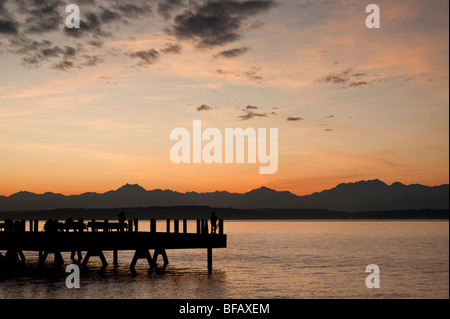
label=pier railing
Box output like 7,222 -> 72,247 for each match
0,218 -> 224,235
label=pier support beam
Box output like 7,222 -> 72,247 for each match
39,250 -> 63,267
70,250 -> 83,262
207,247 -> 213,272
113,249 -> 118,265
5,249 -> 26,265
82,249 -> 108,268
130,249 -> 153,270
152,248 -> 169,267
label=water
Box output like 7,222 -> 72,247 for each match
0,220 -> 448,299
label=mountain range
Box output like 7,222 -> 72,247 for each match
0,179 -> 448,212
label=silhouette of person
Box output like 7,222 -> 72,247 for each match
65,218 -> 74,232
44,218 -> 56,233
210,211 -> 218,234
77,218 -> 85,232
118,211 -> 126,232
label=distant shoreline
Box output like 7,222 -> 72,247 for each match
0,206 -> 448,221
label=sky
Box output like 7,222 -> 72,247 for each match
0,0 -> 448,196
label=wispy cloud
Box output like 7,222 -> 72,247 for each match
287,117 -> 303,121
319,68 -> 384,89
130,49 -> 160,66
214,47 -> 250,58
237,105 -> 270,120
197,104 -> 213,111
216,66 -> 264,84
160,43 -> 183,55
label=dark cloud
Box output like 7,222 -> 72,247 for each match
287,117 -> 303,121
64,46 -> 76,56
197,104 -> 213,111
238,110 -> 267,120
324,128 -> 334,132
9,37 -> 55,66
168,0 -> 276,48
112,2 -> 153,19
81,54 -> 104,67
41,46 -> 64,58
13,0 -> 65,34
237,105 -> 270,120
99,7 -> 121,23
0,19 -> 17,34
64,11 -> 110,38
130,49 -> 160,66
24,12 -> 62,34
157,0 -> 185,20
319,68 -> 380,89
51,60 -> 74,71
160,43 -> 182,54
1,0 -> 273,72
215,47 -> 249,58
0,0 -> 7,15
243,68 -> 263,83
324,115 -> 334,118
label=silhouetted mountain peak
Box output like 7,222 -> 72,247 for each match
115,184 -> 147,193
248,186 -> 279,194
391,182 -> 406,188
334,179 -> 388,190
9,191 -> 38,199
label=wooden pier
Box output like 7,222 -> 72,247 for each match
0,218 -> 226,272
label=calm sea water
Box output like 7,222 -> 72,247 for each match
0,220 -> 448,299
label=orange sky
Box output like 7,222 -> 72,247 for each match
0,0 -> 448,196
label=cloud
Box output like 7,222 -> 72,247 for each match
243,68 -> 263,83
157,0 -> 185,20
238,110 -> 267,120
287,117 -> 303,121
319,68 -> 382,89
81,55 -> 104,67
216,66 -> 264,83
99,7 -> 121,23
23,1 -> 63,34
64,11 -> 110,38
112,1 -> 153,20
0,0 -> 273,72
197,104 -> 213,111
167,0 -> 276,48
160,43 -> 182,54
237,105 -> 271,120
215,47 -> 249,58
324,115 -> 334,118
0,0 -> 156,70
130,49 -> 160,66
51,60 -> 74,71
0,19 -> 17,34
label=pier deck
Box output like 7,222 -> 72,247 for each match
0,219 -> 227,271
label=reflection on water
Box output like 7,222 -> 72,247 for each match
1,220 -> 449,299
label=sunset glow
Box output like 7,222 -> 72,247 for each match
0,0 -> 448,196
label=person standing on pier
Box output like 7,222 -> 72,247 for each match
118,211 -> 126,232
210,211 -> 218,234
